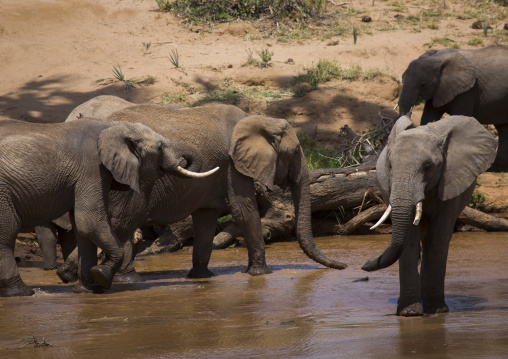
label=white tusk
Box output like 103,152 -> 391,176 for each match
393,103 -> 399,110
413,202 -> 422,225
370,204 -> 392,230
176,166 -> 219,178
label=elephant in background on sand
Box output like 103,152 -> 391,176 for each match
397,44 -> 508,171
0,118 -> 209,297
362,116 -> 496,316
51,96 -> 347,288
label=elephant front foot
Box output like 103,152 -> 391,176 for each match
113,270 -> 145,283
90,265 -> 116,290
73,281 -> 104,294
187,267 -> 215,278
56,261 -> 79,283
0,276 -> 35,297
423,302 -> 449,315
246,264 -> 272,276
397,302 -> 424,317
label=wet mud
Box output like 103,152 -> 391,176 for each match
1,232 -> 508,358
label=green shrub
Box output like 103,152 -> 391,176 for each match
167,0 -> 326,23
469,190 -> 487,210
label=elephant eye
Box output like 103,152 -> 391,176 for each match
422,161 -> 432,172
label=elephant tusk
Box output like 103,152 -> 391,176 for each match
176,166 -> 219,178
370,204 -> 392,230
413,202 -> 422,225
393,103 -> 399,110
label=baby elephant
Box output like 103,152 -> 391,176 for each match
362,115 -> 496,316
0,118 -> 208,296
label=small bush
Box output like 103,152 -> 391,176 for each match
469,190 -> 487,210
298,131 -> 341,170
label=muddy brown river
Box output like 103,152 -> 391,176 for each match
1,232 -> 508,358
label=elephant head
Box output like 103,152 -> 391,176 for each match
362,115 -> 496,271
230,115 -> 347,270
98,122 -> 217,193
398,49 -> 477,117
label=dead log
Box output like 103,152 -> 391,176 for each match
336,204 -> 388,235
310,166 -> 382,211
457,207 -> 508,231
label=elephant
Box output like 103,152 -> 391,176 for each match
361,115 -> 496,316
35,213 -> 76,270
52,96 -> 347,287
0,118 -> 210,297
397,44 -> 508,171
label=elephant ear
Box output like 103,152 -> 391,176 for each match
377,116 -> 415,201
433,52 -> 476,108
230,115 -> 289,189
98,123 -> 142,193
427,116 -> 497,201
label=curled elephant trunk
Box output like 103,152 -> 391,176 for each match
292,152 -> 348,270
362,199 -> 416,272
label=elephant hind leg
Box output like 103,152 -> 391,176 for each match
0,213 -> 33,297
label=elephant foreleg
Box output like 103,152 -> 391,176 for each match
397,223 -> 423,316
228,169 -> 272,276
490,124 -> 508,172
420,101 -> 445,125
72,233 -> 101,294
187,208 -> 218,278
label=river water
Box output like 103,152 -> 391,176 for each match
1,232 -> 508,358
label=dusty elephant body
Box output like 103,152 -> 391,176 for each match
53,96 -> 347,285
362,116 -> 496,316
398,44 -> 508,171
0,118 -> 206,296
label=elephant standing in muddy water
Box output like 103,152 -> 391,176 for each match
0,118 -> 207,297
53,96 -> 347,287
397,44 -> 508,171
362,116 -> 496,316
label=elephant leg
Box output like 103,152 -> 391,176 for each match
228,169 -> 271,276
58,227 -> 77,261
56,247 -> 79,284
397,224 -> 423,316
490,124 -> 508,172
72,234 -> 102,294
73,208 -> 123,290
420,102 -> 445,125
420,217 -> 455,314
0,213 -> 34,297
113,229 -> 145,283
35,223 -> 59,270
187,208 -> 218,278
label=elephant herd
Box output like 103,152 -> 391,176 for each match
2,44 -> 507,317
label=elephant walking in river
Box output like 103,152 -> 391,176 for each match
51,96 -> 347,289
362,116 -> 496,316
0,118 -> 207,296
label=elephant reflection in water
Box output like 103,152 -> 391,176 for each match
362,116 -> 496,316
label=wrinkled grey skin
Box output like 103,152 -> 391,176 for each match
362,116 -> 496,316
0,118 -> 200,296
53,96 -> 347,285
398,44 -> 508,171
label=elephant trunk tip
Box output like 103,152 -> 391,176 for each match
361,257 -> 382,272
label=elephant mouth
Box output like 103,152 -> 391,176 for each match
370,201 -> 423,229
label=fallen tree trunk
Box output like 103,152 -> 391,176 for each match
457,207 -> 508,231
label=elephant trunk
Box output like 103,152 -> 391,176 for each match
292,151 -> 348,270
362,197 -> 414,272
398,88 -> 418,118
